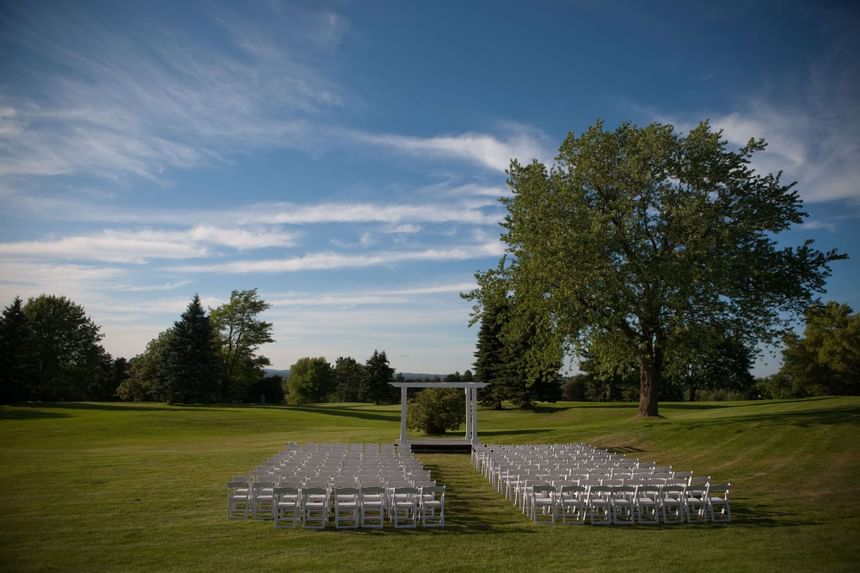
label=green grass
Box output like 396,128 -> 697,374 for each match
1,398 -> 858,572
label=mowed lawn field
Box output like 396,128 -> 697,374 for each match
1,397 -> 858,573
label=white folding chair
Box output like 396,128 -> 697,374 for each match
301,487 -> 329,529
273,486 -> 301,528
334,487 -> 360,529
419,485 -> 446,527
251,480 -> 275,520
530,485 -> 556,525
707,483 -> 732,523
391,487 -> 419,528
686,482 -> 710,523
360,486 -> 385,528
661,484 -> 687,524
635,484 -> 661,525
559,485 -> 587,525
587,485 -> 613,525
611,486 -> 636,525
226,479 -> 251,519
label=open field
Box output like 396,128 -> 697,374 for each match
1,397 -> 859,572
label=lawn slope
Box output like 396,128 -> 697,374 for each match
0,398 -> 858,572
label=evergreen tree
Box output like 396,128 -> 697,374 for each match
0,296 -> 37,403
361,350 -> 396,404
161,295 -> 222,403
473,297 -> 509,408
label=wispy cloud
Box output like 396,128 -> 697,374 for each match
0,2 -> 342,181
0,226 -> 299,263
348,128 -> 552,172
176,242 -> 505,274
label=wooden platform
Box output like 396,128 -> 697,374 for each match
396,439 -> 473,454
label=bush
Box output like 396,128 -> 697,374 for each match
407,388 -> 465,435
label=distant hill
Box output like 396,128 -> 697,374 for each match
264,369 -> 447,381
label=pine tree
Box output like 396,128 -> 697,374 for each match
0,296 -> 37,403
361,350 -> 396,404
473,298 -> 516,408
161,295 -> 222,404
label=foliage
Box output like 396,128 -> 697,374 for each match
244,375 -> 284,404
664,328 -> 755,401
333,356 -> 364,402
471,277 -> 562,408
117,329 -> 173,401
0,296 -> 37,403
467,119 -> 845,416
764,301 -> 860,397
22,294 -> 106,401
360,350 -> 397,404
160,295 -> 222,404
210,289 -> 274,402
285,357 -> 335,404
406,388 -> 466,434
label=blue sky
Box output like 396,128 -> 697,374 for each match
1,0 -> 858,375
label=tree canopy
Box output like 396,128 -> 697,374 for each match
210,289 -> 274,401
467,119 -> 845,416
285,356 -> 335,404
764,301 -> 860,397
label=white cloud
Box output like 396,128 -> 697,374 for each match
266,282 -> 475,308
177,242 -> 505,274
0,3 -> 341,181
0,226 -> 298,263
245,201 -> 501,226
349,128 -> 553,172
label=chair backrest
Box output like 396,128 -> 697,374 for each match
532,485 -> 555,495
709,483 -> 730,497
360,486 -> 385,497
274,486 -> 298,496
302,487 -> 327,499
335,487 -> 359,497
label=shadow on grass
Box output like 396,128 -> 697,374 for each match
479,428 -> 552,438
0,407 -> 71,420
286,405 -> 400,423
604,445 -> 646,454
728,502 -> 818,528
682,405 -> 860,430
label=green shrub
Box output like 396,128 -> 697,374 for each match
407,388 -> 465,435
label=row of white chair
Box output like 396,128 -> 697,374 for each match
527,482 -> 731,525
227,482 -> 446,529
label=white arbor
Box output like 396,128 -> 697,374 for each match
390,381 -> 489,446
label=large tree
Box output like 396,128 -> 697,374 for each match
210,289 -> 274,402
360,350 -> 396,404
23,294 -> 106,401
161,295 -> 221,403
333,356 -> 364,402
469,120 -> 844,416
285,357 -> 335,404
0,296 -> 37,403
117,329 -> 174,401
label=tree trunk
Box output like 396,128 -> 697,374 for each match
637,343 -> 663,417
689,383 -> 698,402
